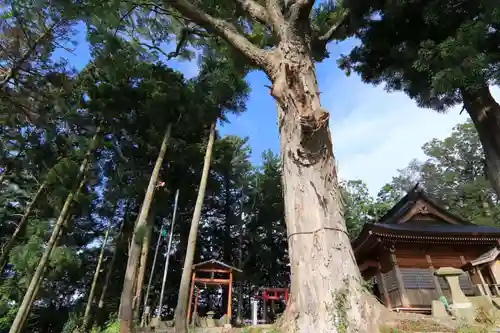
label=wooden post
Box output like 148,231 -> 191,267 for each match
460,255 -> 476,293
426,254 -> 443,296
477,266 -> 492,298
377,262 -> 392,310
187,272 -> 196,324
227,271 -> 233,324
191,287 -> 200,326
391,253 -> 409,307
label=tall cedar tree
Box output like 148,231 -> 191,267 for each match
340,0 -> 500,198
133,1 -> 384,332
83,0 -> 387,331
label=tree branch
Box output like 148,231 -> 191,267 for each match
235,0 -> 269,25
316,10 -> 348,43
265,0 -> 287,37
0,21 -> 61,89
164,0 -> 272,68
288,0 -> 315,23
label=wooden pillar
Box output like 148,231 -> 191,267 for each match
191,287 -> 200,325
426,254 -> 443,295
377,262 -> 392,310
391,253 -> 409,307
473,267 -> 486,296
460,255 -> 476,293
187,272 -> 196,324
227,271 -> 233,324
477,266 -> 492,298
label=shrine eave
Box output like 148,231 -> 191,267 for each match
352,223 -> 500,259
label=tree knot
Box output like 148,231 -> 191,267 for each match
299,106 -> 329,139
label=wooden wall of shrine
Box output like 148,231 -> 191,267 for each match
364,243 -> 492,309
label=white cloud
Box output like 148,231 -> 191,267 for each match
324,75 -> 500,196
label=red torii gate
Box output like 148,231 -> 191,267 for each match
254,287 -> 289,323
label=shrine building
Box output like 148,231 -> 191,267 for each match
352,185 -> 500,314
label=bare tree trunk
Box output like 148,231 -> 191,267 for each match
119,124 -> 172,333
9,127 -> 100,333
236,193 -> 244,325
133,210 -> 154,321
266,44 -> 381,333
98,208 -> 128,309
0,181 -> 47,275
461,85 -> 500,198
20,210 -> 75,328
174,121 -> 216,333
82,224 -> 112,330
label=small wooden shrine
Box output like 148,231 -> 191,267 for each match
352,184 -> 500,313
187,259 -> 242,325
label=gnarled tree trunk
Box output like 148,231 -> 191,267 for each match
174,121 -> 216,332
267,42 -> 381,333
461,85 -> 500,198
119,124 -> 172,333
164,1 -> 385,332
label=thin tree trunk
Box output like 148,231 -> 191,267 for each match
119,124 -> 172,333
9,128 -> 100,333
0,181 -> 47,275
236,192 -> 244,325
266,46 -> 381,333
174,121 -> 216,332
133,210 -> 154,321
222,170 -> 231,312
461,85 -> 500,198
82,224 -> 112,330
98,208 -> 128,309
19,211 -> 74,329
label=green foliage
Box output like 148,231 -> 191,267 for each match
341,0 -> 500,111
382,120 -> 499,224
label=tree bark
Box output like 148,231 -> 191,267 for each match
82,224 -> 112,330
9,127 -> 100,333
461,85 -> 500,199
133,210 -> 154,321
174,121 -> 217,333
266,42 -> 381,333
0,181 -> 47,275
119,124 -> 172,333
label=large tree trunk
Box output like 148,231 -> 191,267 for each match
461,85 -> 500,198
174,121 -> 216,333
119,124 -> 172,333
267,43 -> 381,333
82,224 -> 112,330
133,210 -> 154,321
0,181 -> 47,275
9,128 -> 100,333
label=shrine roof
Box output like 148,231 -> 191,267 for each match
192,259 -> 242,272
352,184 -> 500,259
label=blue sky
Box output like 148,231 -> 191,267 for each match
56,23 -> 500,195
